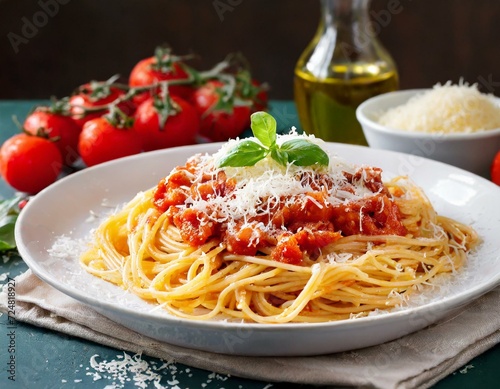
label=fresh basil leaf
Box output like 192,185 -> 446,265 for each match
250,111 -> 276,147
0,196 -> 22,252
280,139 -> 330,166
217,140 -> 268,167
0,222 -> 17,250
270,147 -> 289,167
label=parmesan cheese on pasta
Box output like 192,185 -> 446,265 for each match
190,132 -> 375,234
378,82 -> 500,134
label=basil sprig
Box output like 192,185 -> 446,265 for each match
217,111 -> 329,168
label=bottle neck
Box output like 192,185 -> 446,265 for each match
317,0 -> 375,61
296,0 -> 396,79
320,0 -> 370,27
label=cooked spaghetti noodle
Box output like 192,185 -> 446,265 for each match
81,134 -> 478,323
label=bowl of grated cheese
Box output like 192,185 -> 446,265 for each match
356,82 -> 500,176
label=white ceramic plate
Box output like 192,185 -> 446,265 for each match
16,143 -> 500,356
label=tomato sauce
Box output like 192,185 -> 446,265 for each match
153,157 -> 407,265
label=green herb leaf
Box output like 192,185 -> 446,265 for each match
280,139 -> 330,166
250,111 -> 276,147
217,112 -> 329,168
270,147 -> 289,167
0,196 -> 22,252
218,140 -> 268,167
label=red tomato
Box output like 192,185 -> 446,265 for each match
70,83 -> 135,129
23,109 -> 80,166
129,52 -> 193,105
491,151 -> 500,185
190,80 -> 251,142
18,198 -> 29,210
133,95 -> 200,151
78,117 -> 142,167
0,133 -> 62,194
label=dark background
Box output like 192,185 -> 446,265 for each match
1,0 -> 500,101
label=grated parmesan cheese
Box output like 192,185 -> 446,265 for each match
87,353 -> 182,388
175,131 -> 376,237
83,352 -> 242,389
378,81 -> 500,134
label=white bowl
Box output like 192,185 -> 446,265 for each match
356,89 -> 500,176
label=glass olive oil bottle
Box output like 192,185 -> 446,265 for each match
294,0 -> 399,145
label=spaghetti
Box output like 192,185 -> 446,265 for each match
81,134 -> 479,323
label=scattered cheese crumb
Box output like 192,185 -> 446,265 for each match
87,352 -> 168,388
83,352 -> 240,388
459,364 -> 474,374
47,235 -> 88,259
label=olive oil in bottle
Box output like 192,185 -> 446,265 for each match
294,0 -> 399,145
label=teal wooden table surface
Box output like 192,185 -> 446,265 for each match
0,100 -> 498,389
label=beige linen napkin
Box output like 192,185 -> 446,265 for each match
1,270 -> 499,389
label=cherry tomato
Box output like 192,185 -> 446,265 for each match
23,109 -> 80,166
190,80 -> 251,142
491,151 -> 500,185
78,117 -> 142,167
0,133 -> 62,194
69,83 -> 135,129
18,198 -> 29,210
129,48 -> 193,105
133,95 -> 200,151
